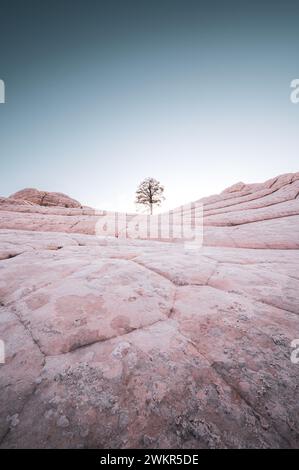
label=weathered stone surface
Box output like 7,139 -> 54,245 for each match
1,172 -> 299,248
0,172 -> 299,448
15,258 -> 175,355
8,188 -> 82,208
0,308 -> 44,442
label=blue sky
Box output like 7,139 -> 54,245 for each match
0,0 -> 298,212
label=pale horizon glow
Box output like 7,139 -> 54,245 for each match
0,1 -> 298,212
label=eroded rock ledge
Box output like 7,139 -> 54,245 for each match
0,173 -> 299,448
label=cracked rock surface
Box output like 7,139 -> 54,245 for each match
0,172 -> 299,448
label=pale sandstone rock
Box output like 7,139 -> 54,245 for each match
0,172 -> 298,248
8,188 -> 82,208
0,172 -> 299,448
222,181 -> 245,193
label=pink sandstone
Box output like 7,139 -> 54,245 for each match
0,172 -> 299,448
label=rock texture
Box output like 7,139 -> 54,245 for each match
0,172 -> 299,449
8,188 -> 82,208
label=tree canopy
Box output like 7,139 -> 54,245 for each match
135,177 -> 165,215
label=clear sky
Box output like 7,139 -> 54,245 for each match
0,0 -> 298,212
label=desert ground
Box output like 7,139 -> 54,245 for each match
0,172 -> 299,448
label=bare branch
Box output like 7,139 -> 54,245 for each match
135,177 -> 165,215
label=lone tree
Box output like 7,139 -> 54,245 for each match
135,177 -> 165,215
